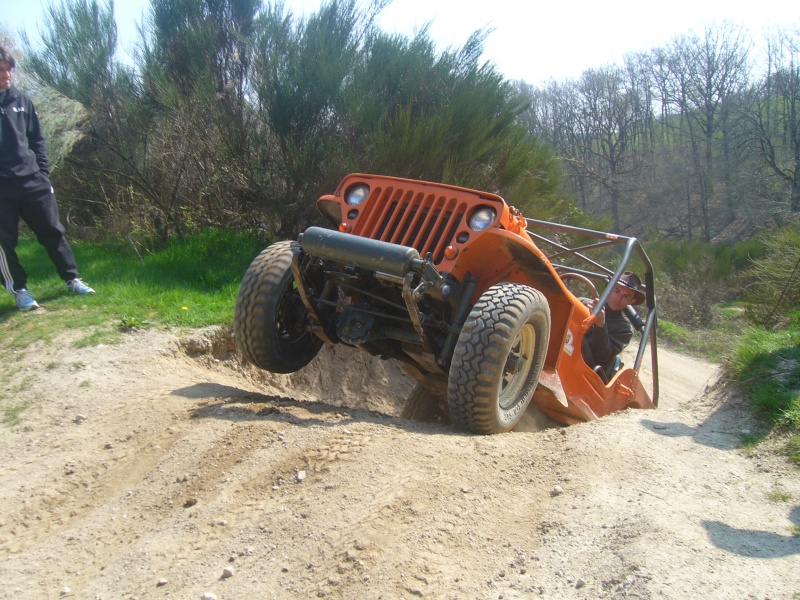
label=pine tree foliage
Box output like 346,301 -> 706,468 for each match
16,0 -> 564,240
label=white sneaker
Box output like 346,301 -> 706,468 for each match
15,288 -> 40,311
66,278 -> 95,295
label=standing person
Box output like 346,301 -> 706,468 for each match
581,271 -> 645,381
0,46 -> 94,311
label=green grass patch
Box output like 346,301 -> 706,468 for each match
657,314 -> 743,362
766,489 -> 794,503
2,400 -> 31,426
785,435 -> 800,466
729,321 -> 800,428
739,432 -> 769,452
0,229 -> 269,345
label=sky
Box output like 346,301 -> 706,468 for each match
4,0 -> 798,85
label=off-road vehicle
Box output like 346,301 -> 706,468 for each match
235,174 -> 658,434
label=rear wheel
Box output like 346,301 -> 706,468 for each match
234,241 -> 323,373
448,283 -> 550,434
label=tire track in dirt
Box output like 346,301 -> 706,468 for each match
1,329 -> 798,600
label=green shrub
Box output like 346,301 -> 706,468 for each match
649,239 -> 760,328
729,317 -> 800,428
742,225 -> 800,327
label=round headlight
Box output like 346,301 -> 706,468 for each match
469,207 -> 496,231
345,184 -> 370,206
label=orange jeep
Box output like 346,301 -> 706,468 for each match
235,174 -> 659,434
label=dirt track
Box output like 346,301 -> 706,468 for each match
0,327 -> 798,599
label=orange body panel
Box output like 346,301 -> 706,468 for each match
317,174 -> 658,426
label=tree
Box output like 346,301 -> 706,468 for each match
748,26 -> 800,213
668,24 -> 751,239
17,0 -> 565,241
564,65 -> 647,231
250,0 -> 368,237
22,0 -> 119,110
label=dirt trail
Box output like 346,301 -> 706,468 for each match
0,327 -> 798,599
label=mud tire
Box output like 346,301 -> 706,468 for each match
447,283 -> 550,434
234,241 -> 323,373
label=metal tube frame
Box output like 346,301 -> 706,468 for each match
526,218 -> 659,406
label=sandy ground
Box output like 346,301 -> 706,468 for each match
0,326 -> 798,599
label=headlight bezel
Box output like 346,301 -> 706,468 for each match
345,183 -> 370,206
468,206 -> 497,231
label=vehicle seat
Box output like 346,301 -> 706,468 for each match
593,356 -> 622,384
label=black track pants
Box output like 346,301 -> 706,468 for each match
0,172 -> 79,294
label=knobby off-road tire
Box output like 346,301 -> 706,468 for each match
401,383 -> 450,425
448,283 -> 550,434
234,241 -> 323,373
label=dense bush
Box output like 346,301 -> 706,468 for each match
742,224 -> 800,327
16,0 -> 566,242
649,239 -> 764,327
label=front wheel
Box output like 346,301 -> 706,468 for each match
234,241 -> 323,373
447,283 -> 550,434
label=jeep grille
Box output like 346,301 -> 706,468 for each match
352,186 -> 467,265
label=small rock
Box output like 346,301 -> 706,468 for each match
222,567 -> 234,579
157,579 -> 168,587
60,588 -> 71,597
74,415 -> 87,424
550,486 -> 564,497
653,423 -> 668,430
296,470 -> 306,483
576,578 -> 586,588
104,442 -> 114,450
201,594 -> 217,600
184,498 -> 198,508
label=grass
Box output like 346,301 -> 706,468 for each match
2,400 -> 31,426
724,313 -> 800,461
785,435 -> 800,466
728,316 -> 800,429
1,375 -> 35,425
0,229 -> 269,425
766,489 -> 794,503
0,229 -> 269,344
658,305 -> 747,362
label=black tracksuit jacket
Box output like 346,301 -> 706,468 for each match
0,85 -> 50,180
